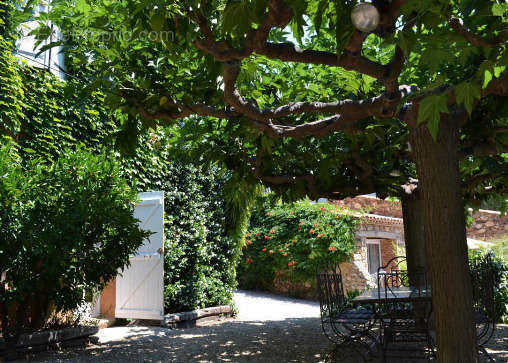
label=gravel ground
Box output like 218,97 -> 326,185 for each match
24,290 -> 508,362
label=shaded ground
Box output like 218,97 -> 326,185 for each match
25,290 -> 508,362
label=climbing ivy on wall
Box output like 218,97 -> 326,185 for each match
18,70 -> 117,160
0,0 -> 23,136
0,36 -> 23,136
0,0 -> 15,37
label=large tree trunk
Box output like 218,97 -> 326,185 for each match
409,112 -> 477,362
401,191 -> 430,330
401,191 -> 428,286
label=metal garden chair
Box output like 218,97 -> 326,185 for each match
470,253 -> 497,362
376,256 -> 434,362
316,264 -> 375,350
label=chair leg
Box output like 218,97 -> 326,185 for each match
478,345 -> 494,363
382,329 -> 391,363
363,330 -> 380,360
426,330 -> 436,360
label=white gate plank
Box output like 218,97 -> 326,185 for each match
115,191 -> 164,320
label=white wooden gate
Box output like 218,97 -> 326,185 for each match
115,191 -> 164,320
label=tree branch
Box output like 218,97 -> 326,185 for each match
404,72 -> 508,128
255,171 -> 377,200
193,0 -> 408,91
251,146 -> 380,199
193,0 -> 293,62
384,46 -> 405,94
449,17 -> 505,48
460,143 -> 508,159
463,172 -> 505,192
256,42 -> 386,81
123,94 -> 238,121
222,61 -> 410,138
483,72 -> 508,97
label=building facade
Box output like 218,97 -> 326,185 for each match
14,1 -> 65,78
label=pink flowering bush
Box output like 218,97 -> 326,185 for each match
238,198 -> 357,291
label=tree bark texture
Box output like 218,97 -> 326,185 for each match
401,192 -> 429,287
410,113 -> 477,362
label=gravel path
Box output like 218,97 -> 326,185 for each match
25,290 -> 508,362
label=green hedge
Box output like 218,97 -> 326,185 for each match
2,59 -> 239,312
238,197 -> 357,295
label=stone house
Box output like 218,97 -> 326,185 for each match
339,212 -> 404,292
334,196 -> 508,293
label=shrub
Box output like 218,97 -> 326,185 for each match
490,235 -> 508,263
0,142 -> 149,346
238,197 -> 357,295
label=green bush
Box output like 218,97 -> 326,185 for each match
469,250 -> 508,324
238,197 -> 357,294
161,164 -> 237,312
0,142 -> 149,344
490,235 -> 508,263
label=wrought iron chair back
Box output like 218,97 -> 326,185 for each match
470,253 -> 496,351
316,264 -> 347,319
316,263 -> 374,346
376,256 -> 433,361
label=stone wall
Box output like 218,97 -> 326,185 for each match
467,209 -> 508,241
380,239 -> 397,268
270,270 -> 318,300
339,238 -> 376,292
352,218 -> 405,291
334,196 -> 403,218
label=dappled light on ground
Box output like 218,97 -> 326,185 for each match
28,291 -> 508,362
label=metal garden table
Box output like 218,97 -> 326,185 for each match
353,286 -> 432,304
352,286 -> 433,359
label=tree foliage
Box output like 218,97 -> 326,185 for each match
28,0 -> 506,210
23,1 -> 508,358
